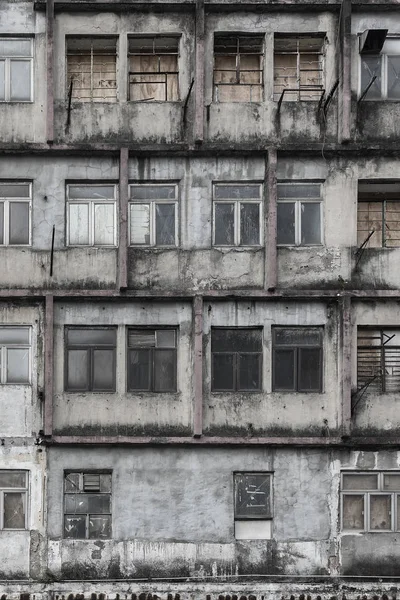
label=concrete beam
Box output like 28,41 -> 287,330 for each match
194,0 -> 205,143
193,296 -> 203,437
46,0 -> 54,144
339,0 -> 352,143
44,295 -> 54,436
118,148 -> 129,290
266,147 -> 277,291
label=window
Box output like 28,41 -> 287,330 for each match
342,472 -> 400,532
0,182 -> 31,246
65,328 -> 116,392
0,471 -> 28,530
272,327 -> 323,392
66,37 -> 117,103
67,184 -> 117,247
213,35 -> 263,102
357,182 -> 400,248
274,36 -> 324,101
213,183 -> 262,246
360,38 -> 400,100
64,472 -> 111,539
0,327 -> 30,384
0,38 -> 32,102
211,328 -> 262,392
127,329 -> 177,392
277,182 -> 322,246
129,184 -> 178,246
234,472 -> 272,519
357,328 -> 400,393
128,36 -> 180,101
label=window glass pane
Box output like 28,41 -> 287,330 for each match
0,471 -> 26,488
68,186 -> 115,200
212,353 -> 234,390
65,494 -> 88,514
128,331 -> 155,347
156,330 -> 176,348
88,514 -> 111,539
6,348 -> 29,383
301,203 -> 321,244
100,474 -> 112,493
384,474 -> 400,491
240,203 -> 260,245
274,328 -> 321,346
235,473 -> 271,518
212,329 -> 262,353
87,494 -> 111,513
0,40 -> 31,56
67,349 -> 88,390
155,203 -> 175,245
130,203 -> 150,244
278,184 -> 321,199
10,60 -> 31,101
92,349 -> 115,391
67,329 -> 116,345
342,473 -> 379,491
64,473 -> 80,492
342,495 -> 364,529
128,349 -> 150,390
130,186 -> 176,200
0,203 -> 3,245
3,492 -> 25,529
298,348 -> 321,391
64,515 -> 86,539
0,60 -> 4,100
215,203 -> 235,245
370,495 -> 391,530
361,56 -> 382,99
9,202 -> 29,244
69,203 -> 89,245
0,184 -> 30,198
239,354 -> 261,390
214,185 -> 261,199
388,56 -> 400,100
94,203 -> 115,245
273,349 -> 295,391
154,349 -> 176,391
0,327 -> 29,344
277,202 -> 295,244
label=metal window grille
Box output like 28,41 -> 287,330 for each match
67,184 -> 118,247
213,183 -> 263,246
274,37 -> 324,101
357,182 -> 400,248
213,35 -> 264,102
0,38 -> 33,102
357,329 -> 400,393
66,37 -> 117,103
129,184 -> 178,246
64,472 -> 112,539
128,36 -> 180,101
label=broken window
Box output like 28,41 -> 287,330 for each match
0,327 -> 30,384
357,328 -> 400,393
213,35 -> 264,102
129,184 -> 178,246
277,183 -> 322,246
0,182 -> 31,246
357,182 -> 400,248
65,328 -> 116,392
0,38 -> 33,102
360,38 -> 400,100
67,184 -> 117,247
274,36 -> 324,101
234,473 -> 272,519
64,472 -> 112,539
127,329 -> 177,392
0,471 -> 28,530
128,36 -> 180,101
213,183 -> 263,246
66,37 -> 117,103
341,472 -> 400,532
211,328 -> 262,392
272,327 -> 323,392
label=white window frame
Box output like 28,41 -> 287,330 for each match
213,183 -> 263,247
66,184 -> 118,247
0,470 -> 28,530
341,471 -> 400,533
0,326 -> 31,385
0,38 -> 33,103
129,183 -> 179,247
277,182 -> 323,247
359,37 -> 400,100
0,182 -> 32,246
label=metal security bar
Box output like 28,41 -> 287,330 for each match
357,329 -> 400,392
274,37 -> 324,101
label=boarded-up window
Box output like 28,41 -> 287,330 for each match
274,36 -> 324,101
234,473 -> 272,518
127,329 -> 177,392
213,183 -> 262,246
65,328 -> 116,392
357,328 -> 400,393
67,184 -> 117,246
360,38 -> 400,100
211,328 -> 262,391
277,182 -> 323,246
0,471 -> 28,530
0,38 -> 33,102
0,182 -> 31,246
66,37 -> 117,103
129,184 -> 178,246
357,182 -> 400,248
128,36 -> 180,101
64,472 -> 112,539
272,327 -> 323,392
213,35 -> 263,102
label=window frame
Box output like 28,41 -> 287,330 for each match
128,182 -> 179,247
357,181 -> 400,248
234,472 -> 273,520
359,37 -> 400,101
277,181 -> 323,247
357,327 -> 400,393
0,37 -> 33,103
0,181 -> 32,247
272,326 -> 323,393
0,470 -> 28,530
0,326 -> 31,385
66,183 -> 118,247
64,326 -> 117,393
212,182 -> 263,247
